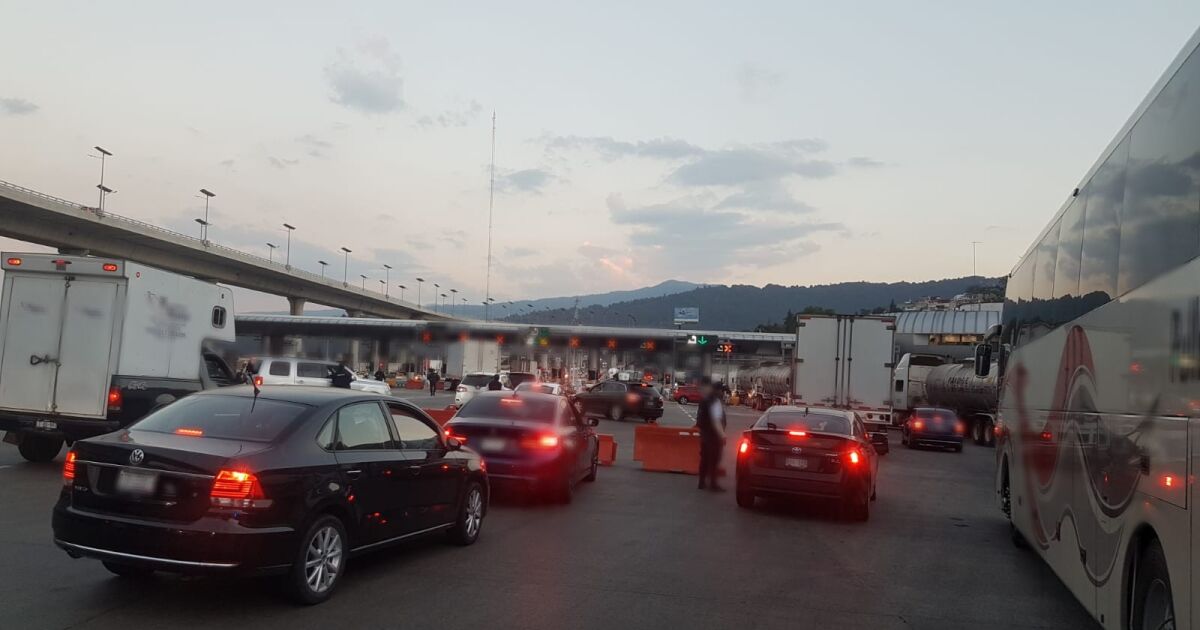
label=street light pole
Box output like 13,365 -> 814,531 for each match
282,223 -> 295,268
971,241 -> 982,277
382,264 -> 392,298
397,284 -> 407,301
266,242 -> 278,263
360,274 -> 367,290
92,146 -> 112,211
433,283 -> 441,313
450,289 -> 458,316
416,278 -> 425,308
194,218 -> 208,239
340,247 -> 352,286
199,189 -> 215,241
318,260 -> 328,278
379,279 -> 386,295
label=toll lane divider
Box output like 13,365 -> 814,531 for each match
634,424 -> 701,475
597,434 -> 618,466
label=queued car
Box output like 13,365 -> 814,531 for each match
514,381 -> 565,396
573,380 -> 664,422
901,407 -> 965,452
671,384 -> 702,405
455,372 -> 505,408
52,386 -> 487,604
734,405 -> 878,521
250,357 -> 392,396
501,371 -> 537,390
445,391 -> 598,503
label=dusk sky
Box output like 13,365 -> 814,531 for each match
2,2 -> 1198,311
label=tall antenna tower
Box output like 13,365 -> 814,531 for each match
485,111 -> 496,318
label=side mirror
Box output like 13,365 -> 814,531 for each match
446,436 -> 462,450
974,344 -> 992,377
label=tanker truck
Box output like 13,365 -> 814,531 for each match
733,364 -> 792,411
908,356 -> 1000,446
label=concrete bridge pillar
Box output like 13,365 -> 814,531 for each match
287,297 -> 306,316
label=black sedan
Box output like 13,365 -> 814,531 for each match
573,380 -> 664,422
734,406 -> 878,521
901,407 -> 965,451
52,386 -> 487,604
445,391 -> 599,503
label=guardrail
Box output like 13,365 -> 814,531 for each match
0,178 -> 437,315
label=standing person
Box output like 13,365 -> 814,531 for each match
487,373 -> 503,391
331,359 -> 353,389
427,368 -> 439,396
695,377 -> 726,491
374,365 -> 386,382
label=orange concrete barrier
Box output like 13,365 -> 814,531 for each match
597,434 -> 618,466
406,377 -> 425,390
633,424 -> 688,461
422,408 -> 456,426
636,425 -> 702,474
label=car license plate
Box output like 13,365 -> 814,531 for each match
115,469 -> 158,496
478,437 -> 507,453
35,419 -> 57,430
785,457 -> 808,470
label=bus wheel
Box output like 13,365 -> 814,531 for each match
1131,540 -> 1174,630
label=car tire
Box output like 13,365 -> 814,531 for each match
554,474 -> 574,504
102,561 -> 154,579
447,481 -> 485,546
954,444 -> 964,453
972,421 -> 984,444
609,404 -> 624,421
1131,539 -> 1175,630
842,485 -> 870,522
678,396 -> 689,405
736,484 -> 755,509
18,435 -> 62,463
286,514 -> 348,605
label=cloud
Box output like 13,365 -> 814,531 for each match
440,229 -> 467,248
417,99 -> 484,128
735,62 -> 782,101
497,168 -> 554,194
715,181 -> 816,214
505,246 -> 538,258
848,156 -> 884,168
324,38 -> 405,114
542,135 -> 704,160
0,97 -> 38,115
668,145 -> 835,186
297,134 -> 333,158
267,156 -> 299,169
607,193 -> 844,277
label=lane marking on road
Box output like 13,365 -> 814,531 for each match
674,402 -> 696,422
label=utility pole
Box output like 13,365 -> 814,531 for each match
971,241 -> 982,277
485,111 -> 496,311
92,146 -> 113,212
282,223 -> 295,268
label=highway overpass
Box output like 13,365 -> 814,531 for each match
0,179 -> 451,320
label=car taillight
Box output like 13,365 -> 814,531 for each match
445,428 -> 467,443
520,433 -> 560,449
911,419 -> 924,431
787,430 -> 807,437
253,375 -> 264,388
107,386 -> 122,411
210,470 -> 272,509
738,438 -> 750,455
62,450 -> 77,485
844,449 -> 862,466
954,421 -> 965,435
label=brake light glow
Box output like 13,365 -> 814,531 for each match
107,386 -> 122,411
62,450 -> 77,485
6,257 -> 21,266
738,438 -> 750,455
1162,475 -> 1175,488
538,434 -> 559,448
846,449 -> 861,465
500,397 -> 523,404
954,421 -> 965,435
174,427 -> 204,437
253,375 -> 264,388
1039,430 -> 1053,442
912,420 -> 924,430
210,469 -> 272,509
626,393 -> 640,405
102,263 -> 119,272
787,430 -> 807,437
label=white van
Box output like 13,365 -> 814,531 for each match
250,357 -> 392,396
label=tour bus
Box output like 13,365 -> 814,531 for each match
986,26 -> 1200,630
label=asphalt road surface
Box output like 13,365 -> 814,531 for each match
0,399 -> 1096,630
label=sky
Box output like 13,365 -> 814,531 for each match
2,2 -> 1198,312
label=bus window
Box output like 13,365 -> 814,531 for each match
1004,255 -> 1034,347
1052,198 -> 1085,326
1027,220 -> 1060,340
1078,137 -> 1128,305
1119,54 -> 1200,295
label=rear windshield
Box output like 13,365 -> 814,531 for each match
507,373 -> 536,387
456,395 -> 559,423
462,374 -> 492,387
630,383 -> 662,398
131,395 -> 308,442
916,409 -> 956,421
756,412 -> 850,435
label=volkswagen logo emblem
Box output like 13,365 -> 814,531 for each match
129,449 -> 145,465
791,447 -> 803,454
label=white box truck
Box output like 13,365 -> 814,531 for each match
792,315 -> 896,452
444,339 -> 500,382
0,253 -> 239,461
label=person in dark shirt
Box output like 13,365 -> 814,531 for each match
331,360 -> 353,389
694,377 -> 726,491
487,374 -> 503,391
427,369 -> 440,396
